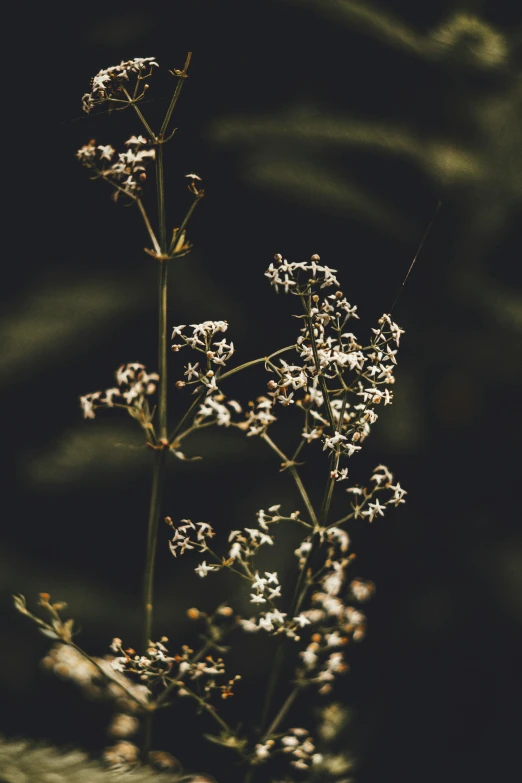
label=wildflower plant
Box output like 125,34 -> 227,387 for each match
14,52 -> 407,782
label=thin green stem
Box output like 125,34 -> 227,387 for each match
261,433 -> 318,527
142,450 -> 167,654
259,644 -> 285,734
168,391 -> 205,443
299,292 -> 336,430
160,52 -> 192,138
154,641 -> 213,708
183,687 -> 240,742
289,467 -> 318,528
140,106 -> 171,763
169,193 -> 204,255
217,345 -> 295,383
136,198 -> 161,255
262,685 -> 301,740
123,88 -> 157,140
91,169 -> 160,254
155,145 -> 167,254
158,261 -> 169,440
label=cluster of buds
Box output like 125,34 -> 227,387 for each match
77,136 -> 156,198
82,57 -> 158,114
80,362 -> 158,431
110,637 -> 174,684
172,646 -> 241,701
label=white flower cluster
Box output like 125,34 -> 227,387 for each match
227,526 -> 274,561
255,728 -> 322,770
262,253 -> 405,471
280,528 -> 377,694
109,634 -> 240,702
80,362 -> 159,420
77,136 -> 156,197
239,396 -> 277,436
110,637 -> 174,680
265,253 -> 340,293
165,518 -> 215,559
195,394 -> 242,428
82,58 -> 159,113
172,320 -> 235,393
346,464 -> 407,521
257,504 -> 302,531
173,645 -> 241,701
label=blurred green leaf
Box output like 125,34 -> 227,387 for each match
22,421 -> 147,487
287,1 -> 510,70
0,273 -> 144,389
243,151 -> 414,239
0,737 -> 184,783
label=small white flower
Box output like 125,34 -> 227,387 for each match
294,613 -> 311,627
194,561 -> 216,578
267,608 -> 287,624
363,499 -> 386,521
125,135 -> 148,146
97,144 -> 115,160
252,572 -> 268,592
258,616 -> 274,631
325,631 -> 344,647
240,617 -> 259,632
184,362 -> 200,380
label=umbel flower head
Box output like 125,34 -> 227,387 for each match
77,137 -> 156,199
82,58 -> 159,113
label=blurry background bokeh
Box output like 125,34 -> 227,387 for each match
2,1 -> 522,781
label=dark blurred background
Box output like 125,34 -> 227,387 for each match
2,0 -> 522,781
